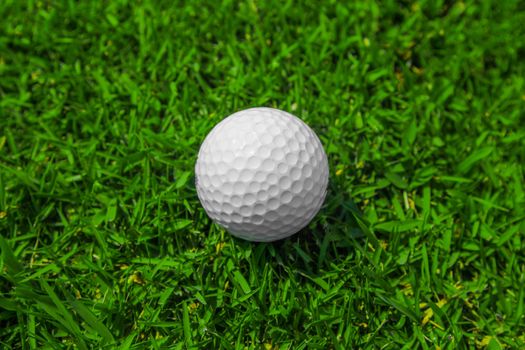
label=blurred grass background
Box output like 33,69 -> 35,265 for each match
1,0 -> 524,348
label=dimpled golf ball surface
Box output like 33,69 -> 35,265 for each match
195,107 -> 329,242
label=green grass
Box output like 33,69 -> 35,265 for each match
1,0 -> 524,348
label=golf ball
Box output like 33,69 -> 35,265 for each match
195,107 -> 329,242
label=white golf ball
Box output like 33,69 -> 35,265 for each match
195,107 -> 329,242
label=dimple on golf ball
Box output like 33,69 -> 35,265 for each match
195,107 -> 329,242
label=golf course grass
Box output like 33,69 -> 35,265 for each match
1,0 -> 524,348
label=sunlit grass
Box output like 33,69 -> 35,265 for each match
1,0 -> 524,348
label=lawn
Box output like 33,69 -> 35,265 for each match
1,0 -> 524,349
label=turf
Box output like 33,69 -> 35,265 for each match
1,0 -> 524,349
